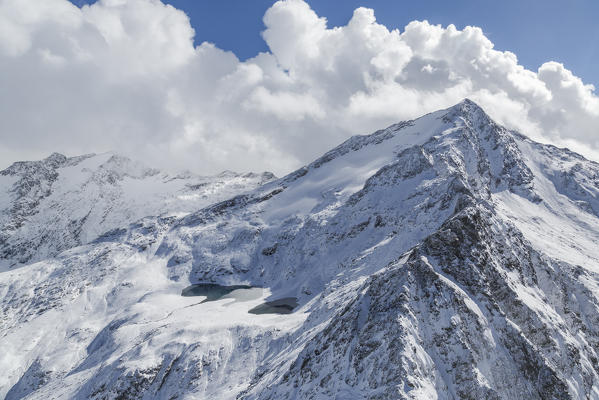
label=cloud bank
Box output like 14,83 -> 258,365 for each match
1,0 -> 598,174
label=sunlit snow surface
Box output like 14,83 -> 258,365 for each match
0,251 -> 306,399
493,138 -> 599,269
2,100 -> 599,399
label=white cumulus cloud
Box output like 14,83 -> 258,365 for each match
1,0 -> 598,175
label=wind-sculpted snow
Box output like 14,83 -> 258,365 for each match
1,100 -> 599,399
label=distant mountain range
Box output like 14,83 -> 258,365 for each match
0,152 -> 274,270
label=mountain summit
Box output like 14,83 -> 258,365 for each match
1,100 -> 598,399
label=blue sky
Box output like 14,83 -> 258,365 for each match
70,0 -> 599,88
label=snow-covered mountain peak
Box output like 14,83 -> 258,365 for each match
2,101 -> 599,399
258,98 -> 534,226
443,97 -> 486,117
41,152 -> 68,166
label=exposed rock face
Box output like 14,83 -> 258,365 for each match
1,100 -> 598,399
249,206 -> 597,399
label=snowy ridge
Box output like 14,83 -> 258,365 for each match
0,152 -> 275,270
1,100 -> 599,399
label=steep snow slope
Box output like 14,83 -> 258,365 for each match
1,100 -> 599,399
0,152 -> 275,270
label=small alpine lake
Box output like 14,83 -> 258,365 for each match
181,283 -> 298,315
248,298 -> 299,315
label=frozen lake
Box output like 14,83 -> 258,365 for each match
248,297 -> 299,315
182,283 -> 298,314
181,283 -> 263,303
